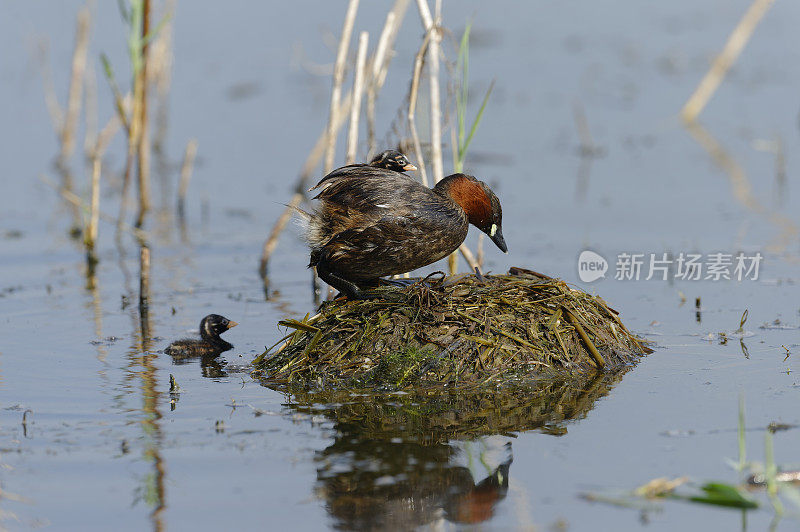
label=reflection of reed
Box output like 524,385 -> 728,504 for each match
278,370 -> 626,529
53,162 -> 83,239
684,121 -> 798,252
135,243 -> 166,530
88,273 -> 107,363
176,139 -> 198,242
680,0 -> 776,122
60,7 -> 90,164
678,0 -> 795,252
39,7 -> 91,236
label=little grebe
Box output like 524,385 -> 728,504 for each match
309,149 -> 417,193
307,170 -> 507,299
165,314 -> 238,359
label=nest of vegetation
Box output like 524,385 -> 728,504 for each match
252,267 -> 651,389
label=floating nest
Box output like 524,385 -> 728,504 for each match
252,267 -> 651,389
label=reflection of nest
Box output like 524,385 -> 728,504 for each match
288,370 -> 628,442
278,370 -> 627,529
253,268 -> 651,389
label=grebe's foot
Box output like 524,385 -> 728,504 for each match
380,271 -> 446,289
316,263 -> 400,301
379,277 -> 416,287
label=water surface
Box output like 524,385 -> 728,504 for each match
2,1 -> 800,529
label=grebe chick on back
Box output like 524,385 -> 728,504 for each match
309,149 -> 417,193
307,171 -> 506,300
165,314 -> 238,359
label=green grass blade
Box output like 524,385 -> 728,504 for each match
457,23 -> 472,150
671,482 -> 759,509
117,0 -> 131,23
459,79 -> 495,162
99,53 -> 130,129
143,12 -> 173,48
765,430 -> 784,515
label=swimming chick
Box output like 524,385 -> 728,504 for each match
309,149 -> 417,193
307,169 -> 507,299
164,314 -> 238,359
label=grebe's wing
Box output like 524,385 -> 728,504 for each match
308,163 -> 366,192
310,165 -> 415,195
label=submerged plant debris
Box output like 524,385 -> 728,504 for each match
252,267 -> 652,389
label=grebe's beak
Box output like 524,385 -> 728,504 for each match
489,225 -> 508,254
403,162 -> 418,171
226,320 -> 239,329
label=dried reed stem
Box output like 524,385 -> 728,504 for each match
149,0 -> 175,153
418,0 -> 453,272
83,59 -> 98,157
424,0 -> 444,185
119,141 -> 136,230
416,0 -> 443,182
84,113 -> 122,263
61,7 -> 91,164
681,0 -> 775,122
408,31 -> 432,186
260,194 -> 302,278
475,233 -> 484,267
120,93 -> 140,228
39,41 -> 64,133
39,174 -> 148,241
346,32 -> 370,164
458,243 -> 479,272
367,12 -> 396,157
366,0 -> 411,156
572,100 -> 596,155
177,138 -> 198,220
373,0 -> 410,90
139,245 -> 151,340
259,93 -> 354,276
95,115 -> 122,159
135,0 -> 152,228
86,156 -> 101,252
564,309 -> 605,369
325,0 -> 360,173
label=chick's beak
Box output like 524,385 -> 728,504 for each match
490,226 -> 508,254
403,163 -> 418,171
226,320 -> 238,329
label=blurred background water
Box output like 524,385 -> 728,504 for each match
1,1 -> 799,529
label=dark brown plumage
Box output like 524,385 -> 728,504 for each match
164,314 -> 238,359
309,150 -> 417,193
307,169 -> 506,299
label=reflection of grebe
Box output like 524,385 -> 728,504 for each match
165,314 -> 237,359
282,371 -> 628,529
450,462 -> 511,524
313,437 -> 513,529
444,442 -> 512,525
